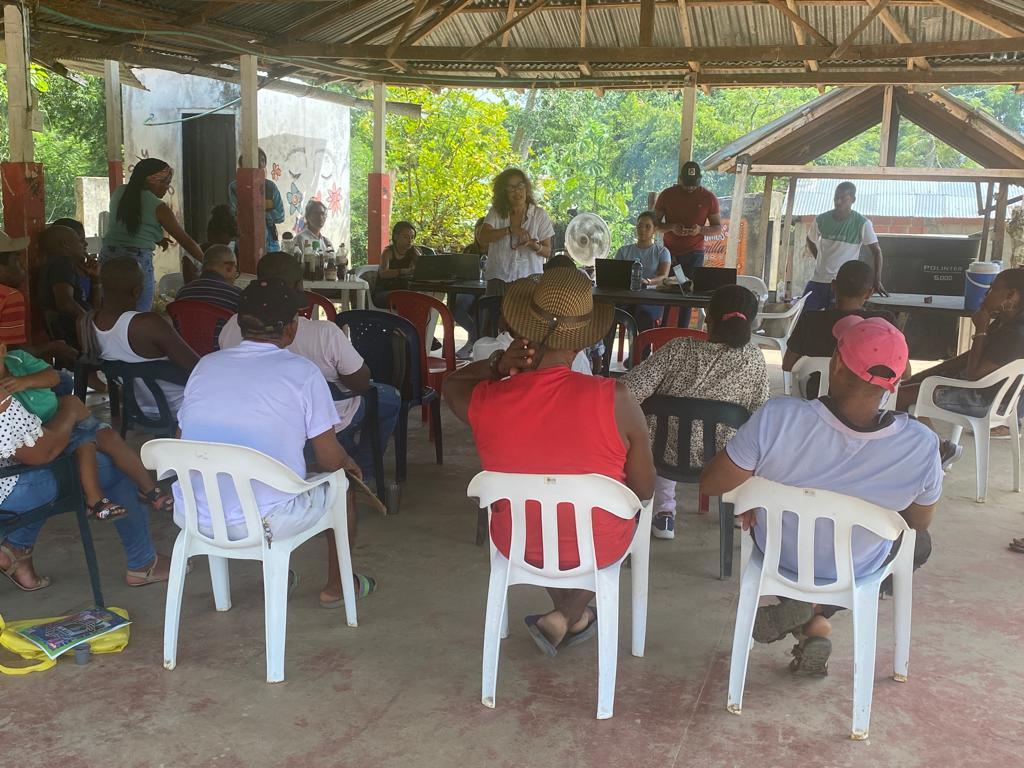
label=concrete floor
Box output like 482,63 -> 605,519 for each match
2,355 -> 1023,767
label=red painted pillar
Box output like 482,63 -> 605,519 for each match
108,160 -> 123,195
1,162 -> 45,340
368,172 -> 391,265
235,167 -> 266,274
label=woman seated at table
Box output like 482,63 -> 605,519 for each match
896,267 -> 1024,438
476,168 -> 554,296
621,285 -> 769,541
373,221 -> 421,308
445,267 -> 655,655
614,211 -> 672,332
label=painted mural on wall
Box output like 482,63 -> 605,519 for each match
122,69 -> 350,278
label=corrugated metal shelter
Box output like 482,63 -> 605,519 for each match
790,179 -> 1024,219
22,1 -> 1024,91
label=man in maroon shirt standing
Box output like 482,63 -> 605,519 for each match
654,161 -> 722,279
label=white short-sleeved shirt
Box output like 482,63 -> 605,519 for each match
725,397 -> 942,579
219,315 -> 364,430
482,204 -> 555,283
807,211 -> 878,283
172,341 -> 341,531
470,332 -> 592,375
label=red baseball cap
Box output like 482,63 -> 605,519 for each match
832,315 -> 908,393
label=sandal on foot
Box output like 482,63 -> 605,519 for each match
319,573 -> 377,608
561,607 -> 598,649
1009,539 -> 1024,554
0,543 -> 51,592
126,554 -> 192,587
752,600 -> 815,644
139,487 -> 174,513
89,497 -> 127,521
524,615 -> 559,658
789,637 -> 831,677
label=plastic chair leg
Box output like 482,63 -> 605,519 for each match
1011,417 -> 1022,492
332,502 -> 358,628
891,537 -> 915,683
850,584 -> 882,740
719,499 -> 734,580
974,424 -> 990,503
162,532 -> 190,671
699,493 -> 709,515
432,399 -> 444,465
262,549 -> 293,683
630,533 -> 650,658
481,562 -> 510,708
209,555 -> 232,611
500,594 -> 509,640
594,569 -> 621,719
74,503 -> 105,607
726,561 -> 762,715
395,407 -> 409,482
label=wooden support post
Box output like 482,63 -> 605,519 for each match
725,155 -> 750,269
103,60 -> 124,195
978,182 -> 995,261
879,84 -> 899,166
678,83 -> 697,167
2,3 -> 44,341
991,182 -> 1010,262
782,176 -> 798,292
368,82 -> 390,265
755,174 -> 775,282
236,54 -> 264,273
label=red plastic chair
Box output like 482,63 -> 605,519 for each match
631,326 -> 713,515
631,327 -> 708,366
387,290 -> 459,441
166,299 -> 234,356
301,290 -> 337,322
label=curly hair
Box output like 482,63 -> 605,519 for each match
491,168 -> 536,218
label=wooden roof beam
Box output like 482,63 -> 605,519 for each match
502,0 -> 519,47
828,0 -> 892,61
176,1 -> 236,28
387,0 -> 432,58
867,0 -> 929,70
580,0 -> 589,47
675,0 -> 701,73
401,0 -> 476,47
462,0 -> 551,58
640,0 -> 656,46
934,0 -> 1024,37
770,0 -> 833,45
782,0 -> 824,91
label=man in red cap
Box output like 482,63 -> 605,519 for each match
701,316 -> 942,676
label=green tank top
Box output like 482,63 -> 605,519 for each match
102,185 -> 165,250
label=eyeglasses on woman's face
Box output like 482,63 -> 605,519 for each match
505,181 -> 527,194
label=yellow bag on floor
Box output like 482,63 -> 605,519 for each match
0,607 -> 130,675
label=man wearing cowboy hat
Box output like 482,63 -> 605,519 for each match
446,267 -> 655,655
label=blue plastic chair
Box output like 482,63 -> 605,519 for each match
336,310 -> 442,484
0,455 -> 104,606
99,360 -> 189,438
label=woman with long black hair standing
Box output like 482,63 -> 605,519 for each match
101,158 -> 204,311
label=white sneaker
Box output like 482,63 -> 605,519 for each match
651,513 -> 675,540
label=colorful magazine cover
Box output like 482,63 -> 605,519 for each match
14,608 -> 131,660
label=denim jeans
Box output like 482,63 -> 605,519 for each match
3,451 -> 156,570
337,382 -> 402,480
100,244 -> 155,312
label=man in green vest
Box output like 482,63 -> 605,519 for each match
803,182 -> 886,310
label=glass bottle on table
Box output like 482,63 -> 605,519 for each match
302,241 -> 315,281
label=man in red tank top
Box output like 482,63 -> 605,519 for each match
446,268 -> 655,656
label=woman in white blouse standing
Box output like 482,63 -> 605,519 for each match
477,168 -> 554,295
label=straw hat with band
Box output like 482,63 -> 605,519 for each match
500,268 -> 613,352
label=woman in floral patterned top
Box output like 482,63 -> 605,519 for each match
622,285 -> 770,540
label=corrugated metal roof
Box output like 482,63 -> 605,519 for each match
791,178 -> 1024,219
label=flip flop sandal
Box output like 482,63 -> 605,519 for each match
319,573 -> 378,609
561,607 -> 598,649
139,487 -> 174,513
752,600 -> 815,644
126,555 -> 193,587
524,615 -> 559,658
789,637 -> 831,677
1009,540 -> 1024,554
0,543 -> 51,592
90,497 -> 127,521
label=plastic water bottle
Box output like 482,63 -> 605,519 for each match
630,260 -> 643,291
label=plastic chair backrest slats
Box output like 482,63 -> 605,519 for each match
101,360 -> 187,434
725,477 -> 908,594
791,356 -> 831,400
388,290 -> 456,374
641,395 -> 751,483
467,472 -> 641,578
336,310 -> 423,404
986,360 -> 1024,420
141,439 -> 319,549
301,290 -> 338,322
600,308 -> 637,375
166,299 -> 234,356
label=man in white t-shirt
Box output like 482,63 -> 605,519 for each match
701,316 -> 941,676
219,252 -> 401,483
803,182 -> 886,311
176,278 -> 376,606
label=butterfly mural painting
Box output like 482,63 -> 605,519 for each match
271,162 -> 282,181
286,182 -> 303,215
327,184 -> 342,214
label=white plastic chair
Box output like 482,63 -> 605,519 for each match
724,477 -> 916,741
141,439 -> 357,683
736,275 -> 769,305
753,293 -> 809,395
157,271 -> 185,298
791,355 -> 898,411
467,472 -> 652,720
910,359 -> 1024,502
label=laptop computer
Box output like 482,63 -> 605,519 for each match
673,264 -> 737,295
595,258 -> 633,291
411,253 -> 481,283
